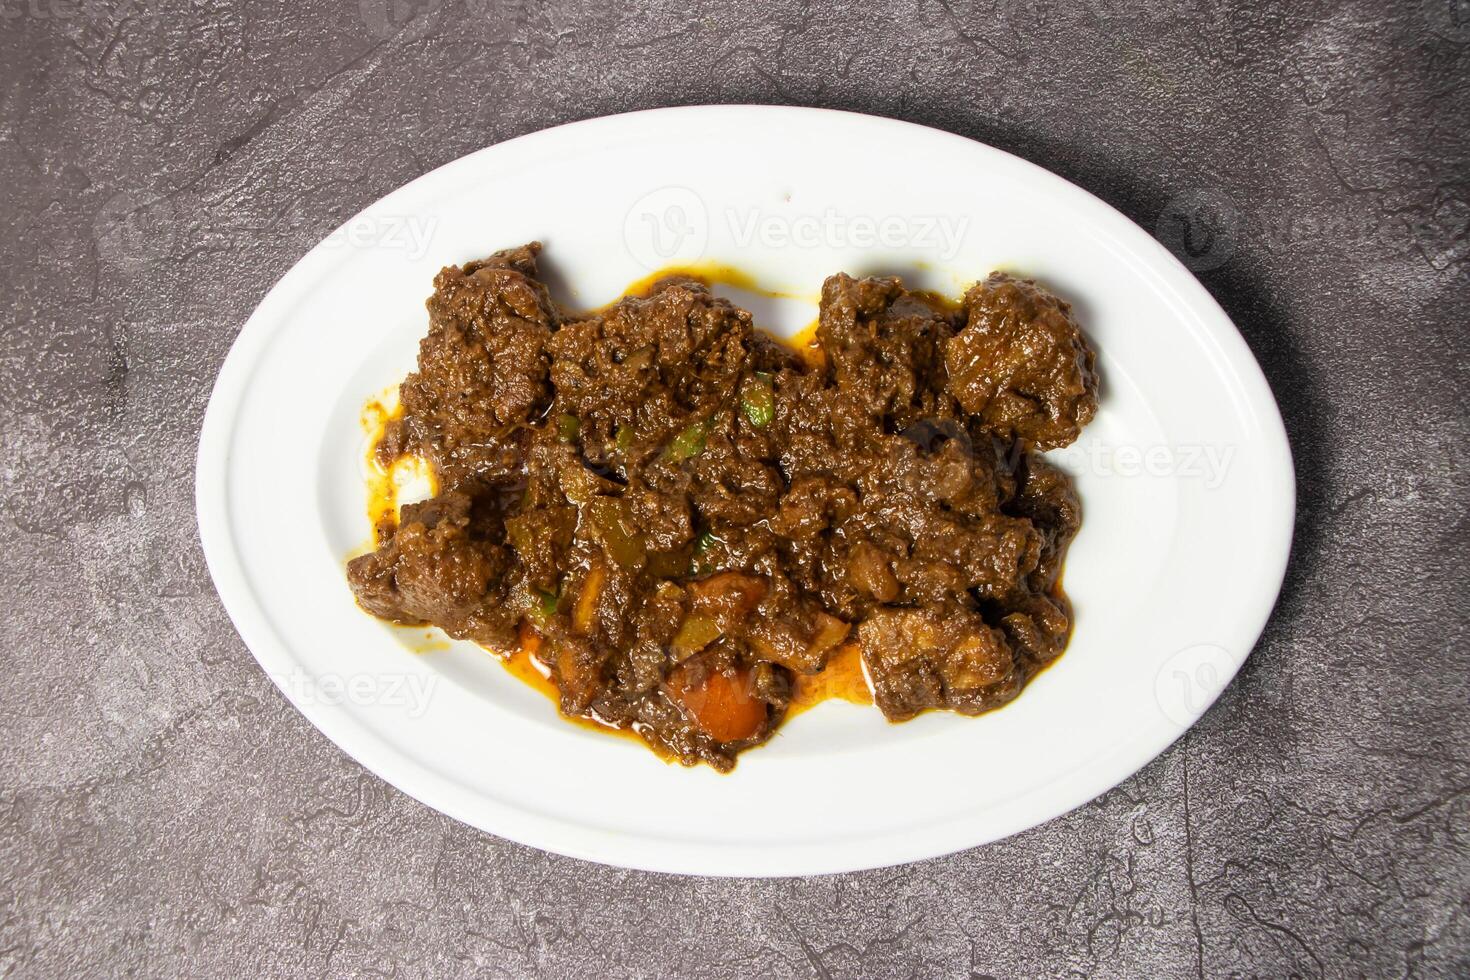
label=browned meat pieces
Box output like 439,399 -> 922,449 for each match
945,272 -> 1098,450
853,434 -> 1039,605
347,245 -> 1098,769
346,491 -> 519,650
858,607 -> 1021,721
817,272 -> 957,431
397,242 -> 558,488
1005,451 -> 1081,593
549,278 -> 795,473
994,592 -> 1072,668
761,402 -> 1039,624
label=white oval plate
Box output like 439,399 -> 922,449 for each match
197,106 -> 1293,876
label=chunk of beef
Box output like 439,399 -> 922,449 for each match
346,490 -> 519,650
397,242 -> 558,488
858,606 -> 1022,721
548,279 -> 765,465
817,272 -> 957,431
945,273 -> 1098,450
1005,451 -> 1081,592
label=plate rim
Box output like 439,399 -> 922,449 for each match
195,104 -> 1295,876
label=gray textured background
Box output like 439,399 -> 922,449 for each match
2,0 -> 1467,976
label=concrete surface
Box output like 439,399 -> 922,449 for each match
2,0 -> 1467,976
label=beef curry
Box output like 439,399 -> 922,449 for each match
348,243 -> 1098,770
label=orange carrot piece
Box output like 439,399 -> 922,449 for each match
665,664 -> 767,743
